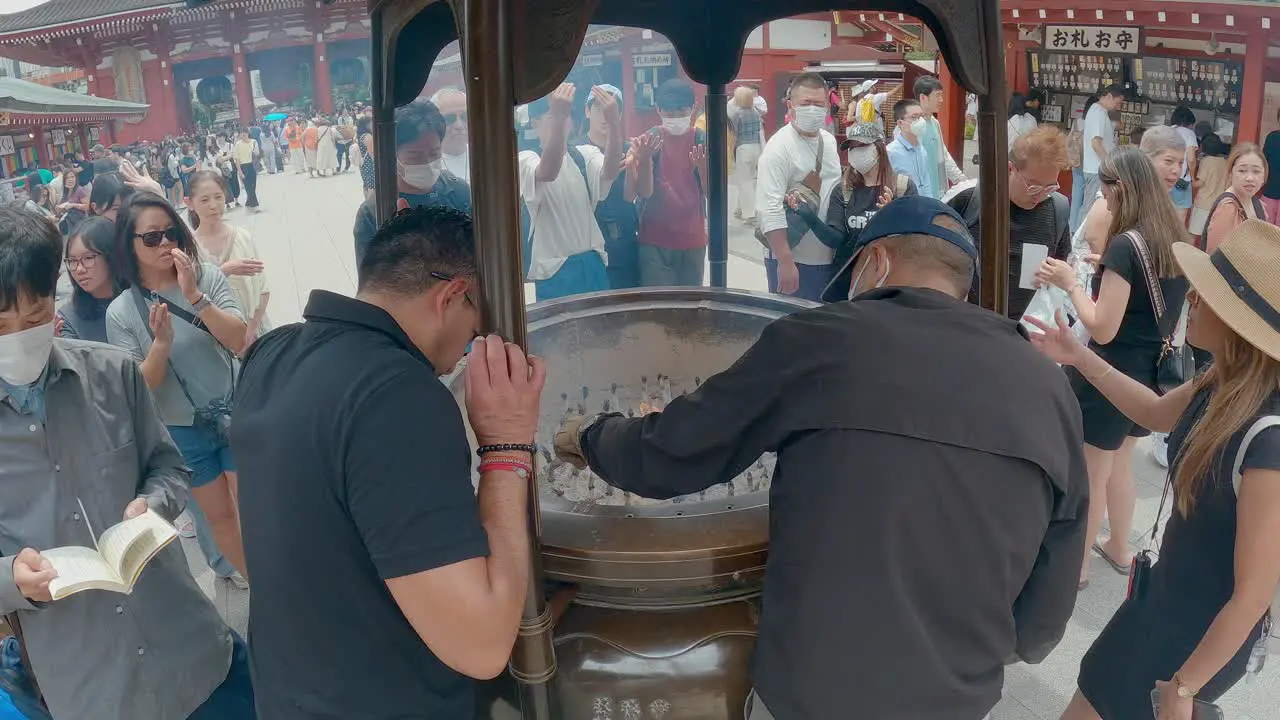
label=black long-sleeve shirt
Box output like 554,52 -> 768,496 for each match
581,288 -> 1089,719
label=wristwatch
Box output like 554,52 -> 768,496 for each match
190,294 -> 212,313
1174,672 -> 1199,699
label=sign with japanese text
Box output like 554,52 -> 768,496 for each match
51,129 -> 66,145
0,136 -> 14,156
633,53 -> 672,68
1045,25 -> 1142,56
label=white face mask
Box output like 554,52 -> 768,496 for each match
847,145 -> 879,175
792,105 -> 828,133
907,117 -> 928,138
848,254 -> 892,300
399,160 -> 442,191
662,115 -> 692,136
0,320 -> 55,386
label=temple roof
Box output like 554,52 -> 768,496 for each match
0,76 -> 149,116
0,1 -> 175,34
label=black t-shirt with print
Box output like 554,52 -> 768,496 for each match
1097,233 -> 1190,348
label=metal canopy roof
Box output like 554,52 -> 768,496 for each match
377,0 -> 1000,108
0,76 -> 149,117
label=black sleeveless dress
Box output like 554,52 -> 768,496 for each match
1077,388 -> 1280,718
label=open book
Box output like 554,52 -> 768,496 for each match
42,509 -> 178,600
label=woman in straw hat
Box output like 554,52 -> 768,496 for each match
1036,146 -> 1190,589
1029,218 -> 1280,720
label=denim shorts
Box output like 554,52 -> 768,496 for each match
168,423 -> 235,487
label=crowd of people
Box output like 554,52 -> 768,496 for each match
0,64 -> 1279,720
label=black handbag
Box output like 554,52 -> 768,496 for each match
1125,231 -> 1192,395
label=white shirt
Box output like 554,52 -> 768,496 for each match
1175,125 -> 1199,180
518,144 -> 611,281
442,149 -> 470,183
1082,103 -> 1115,175
755,125 -> 843,266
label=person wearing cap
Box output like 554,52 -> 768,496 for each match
520,83 -> 623,300
842,78 -> 891,126
1028,219 -> 1280,720
944,125 -> 1072,319
554,195 -> 1088,720
633,78 -> 709,287
580,83 -> 642,289
756,72 -> 844,300
787,110 -> 917,278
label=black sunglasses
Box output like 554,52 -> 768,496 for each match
134,226 -> 183,248
443,112 -> 468,125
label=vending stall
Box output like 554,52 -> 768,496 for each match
0,76 -> 148,178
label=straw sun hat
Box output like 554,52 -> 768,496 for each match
1173,218 -> 1280,362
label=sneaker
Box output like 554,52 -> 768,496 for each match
227,572 -> 250,590
1151,433 -> 1170,469
178,517 -> 196,539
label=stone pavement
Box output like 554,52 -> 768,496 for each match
178,165 -> 1276,719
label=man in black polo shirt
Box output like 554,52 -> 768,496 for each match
233,206 -> 545,718
556,196 -> 1089,720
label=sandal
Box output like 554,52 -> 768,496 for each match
1092,542 -> 1133,575
1078,578 -> 1090,591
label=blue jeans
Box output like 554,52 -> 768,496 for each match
535,251 -> 609,301
1070,167 -> 1086,232
187,632 -> 255,720
168,423 -> 235,488
764,257 -> 836,303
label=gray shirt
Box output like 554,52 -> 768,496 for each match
0,340 -> 232,720
106,263 -> 243,427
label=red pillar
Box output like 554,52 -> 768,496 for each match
32,127 -> 48,168
313,40 -> 334,114
938,59 -> 966,163
1238,31 -> 1267,145
234,47 -> 255,126
77,124 -> 89,156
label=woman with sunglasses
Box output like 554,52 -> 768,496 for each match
56,216 -> 122,342
1030,219 -> 1280,720
1036,146 -> 1190,590
105,192 -> 250,582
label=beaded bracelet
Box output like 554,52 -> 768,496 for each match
476,443 -> 536,457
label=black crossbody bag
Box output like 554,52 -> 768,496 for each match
130,288 -> 236,443
1125,231 -> 1193,394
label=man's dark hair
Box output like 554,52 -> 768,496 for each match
394,100 -> 447,149
93,157 -> 119,175
0,202 -> 63,311
358,205 -> 476,296
1099,83 -> 1125,99
893,98 -> 921,123
655,79 -> 695,111
62,152 -> 76,162
788,72 -> 827,98
913,75 -> 943,100
1170,105 -> 1196,128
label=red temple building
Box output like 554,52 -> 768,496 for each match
0,0 -> 372,145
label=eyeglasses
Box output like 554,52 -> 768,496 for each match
133,226 -> 183,248
430,271 -> 479,310
443,112 -> 468,126
1014,166 -> 1060,197
65,253 -> 100,272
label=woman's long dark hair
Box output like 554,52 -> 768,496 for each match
89,172 -> 134,216
67,216 -> 123,320
114,191 -> 203,289
185,170 -> 227,230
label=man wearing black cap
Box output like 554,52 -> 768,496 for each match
555,195 -> 1088,720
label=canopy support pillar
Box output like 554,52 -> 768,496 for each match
976,3 -> 1009,314
462,0 -> 557,717
705,83 -> 728,288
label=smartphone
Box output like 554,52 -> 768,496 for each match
1150,688 -> 1225,719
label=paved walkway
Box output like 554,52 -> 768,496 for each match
181,166 -> 1276,719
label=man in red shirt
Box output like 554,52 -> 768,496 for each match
635,79 -> 709,286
